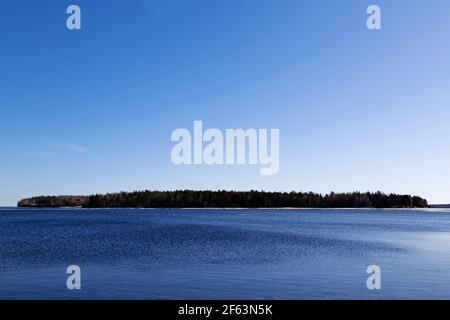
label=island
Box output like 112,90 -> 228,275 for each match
17,190 -> 428,209
429,204 -> 450,208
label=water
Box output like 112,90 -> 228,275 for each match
0,208 -> 450,300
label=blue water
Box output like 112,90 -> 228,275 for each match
0,208 -> 450,300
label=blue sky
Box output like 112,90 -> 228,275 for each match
1,0 -> 450,205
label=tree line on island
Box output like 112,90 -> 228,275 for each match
18,190 -> 428,208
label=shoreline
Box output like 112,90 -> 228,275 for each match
9,207 -> 448,211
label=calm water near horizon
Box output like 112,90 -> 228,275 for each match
1,208 -> 450,299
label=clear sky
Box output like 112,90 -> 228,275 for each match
1,0 -> 450,206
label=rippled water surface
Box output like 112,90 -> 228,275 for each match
1,208 -> 450,299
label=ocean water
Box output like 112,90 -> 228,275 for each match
0,208 -> 449,300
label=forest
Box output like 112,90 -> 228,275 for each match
18,190 -> 428,208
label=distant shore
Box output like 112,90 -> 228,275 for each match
11,207 -> 450,211
17,190 -> 429,209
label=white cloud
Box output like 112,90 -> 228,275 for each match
53,143 -> 88,153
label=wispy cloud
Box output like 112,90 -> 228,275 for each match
53,143 -> 88,153
26,143 -> 90,160
27,142 -> 90,160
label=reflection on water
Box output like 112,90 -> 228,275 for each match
0,208 -> 450,299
